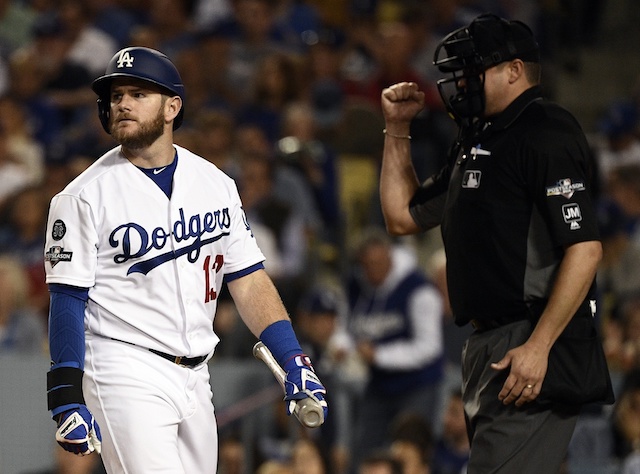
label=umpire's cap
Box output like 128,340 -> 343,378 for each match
436,13 -> 540,73
471,14 -> 540,66
92,46 -> 185,133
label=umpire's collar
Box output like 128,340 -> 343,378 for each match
482,85 -> 543,133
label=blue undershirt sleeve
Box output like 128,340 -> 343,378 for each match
48,284 -> 89,370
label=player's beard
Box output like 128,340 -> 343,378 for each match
110,105 -> 165,149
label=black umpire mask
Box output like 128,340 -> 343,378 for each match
433,13 -> 540,125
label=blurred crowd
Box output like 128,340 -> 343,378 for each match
2,0 -> 640,473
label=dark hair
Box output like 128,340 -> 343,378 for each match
390,412 -> 434,464
352,226 -> 393,259
360,450 -> 403,474
523,62 -> 542,85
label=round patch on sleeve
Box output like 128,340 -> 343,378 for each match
52,219 -> 67,240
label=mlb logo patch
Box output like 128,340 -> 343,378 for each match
462,170 -> 481,188
562,203 -> 582,230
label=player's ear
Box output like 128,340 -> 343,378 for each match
165,95 -> 182,125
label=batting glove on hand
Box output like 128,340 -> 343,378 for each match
55,405 -> 102,456
283,354 -> 328,420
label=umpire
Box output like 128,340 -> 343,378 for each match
378,13 -> 613,474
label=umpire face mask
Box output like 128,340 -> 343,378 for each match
433,26 -> 486,125
433,13 -> 540,125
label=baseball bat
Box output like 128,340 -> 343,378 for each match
252,341 -> 325,428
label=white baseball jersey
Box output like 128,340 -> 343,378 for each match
44,144 -> 265,358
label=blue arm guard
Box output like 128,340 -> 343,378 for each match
47,284 -> 89,417
48,284 -> 88,367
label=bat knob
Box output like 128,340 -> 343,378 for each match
297,398 -> 325,428
252,341 -> 265,358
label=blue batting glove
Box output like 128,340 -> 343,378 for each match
55,405 -> 102,456
283,354 -> 328,420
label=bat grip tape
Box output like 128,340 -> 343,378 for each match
47,366 -> 85,411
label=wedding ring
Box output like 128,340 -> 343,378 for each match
526,384 -> 534,389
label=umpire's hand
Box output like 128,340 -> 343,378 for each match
491,341 -> 547,407
381,82 -> 426,124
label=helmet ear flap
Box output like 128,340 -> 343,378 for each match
97,96 -> 111,134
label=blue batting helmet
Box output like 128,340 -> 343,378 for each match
92,47 -> 185,134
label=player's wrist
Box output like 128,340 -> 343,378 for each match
52,404 -> 83,421
259,320 -> 303,367
47,366 -> 86,418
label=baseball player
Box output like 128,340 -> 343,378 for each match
44,46 -> 328,473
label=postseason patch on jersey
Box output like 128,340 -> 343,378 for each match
545,178 -> 585,199
45,246 -> 73,267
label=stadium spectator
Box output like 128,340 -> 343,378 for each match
0,185 -> 49,322
56,0 -> 119,78
0,120 -> 33,210
359,450 -> 404,474
19,13 -> 94,130
431,390 -> 469,474
344,228 -> 445,466
209,0 -> 300,107
147,0 -> 198,60
290,437 -> 329,474
189,108 -> 241,179
0,94 -> 45,184
389,411 -> 434,474
237,150 -> 309,310
0,0 -> 37,54
598,164 -> 640,311
276,100 -> 341,252
593,100 -> 640,188
296,284 -> 352,473
237,51 -> 304,145
0,254 -> 45,353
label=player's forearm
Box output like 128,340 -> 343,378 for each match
227,268 -> 291,337
380,132 -> 421,235
528,240 -> 602,352
47,288 -> 90,418
48,289 -> 87,367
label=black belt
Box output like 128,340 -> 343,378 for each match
110,338 -> 207,367
470,299 -> 594,333
148,349 -> 207,367
470,315 -> 530,332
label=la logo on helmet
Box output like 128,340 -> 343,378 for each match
116,51 -> 135,68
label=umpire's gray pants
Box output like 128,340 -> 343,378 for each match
462,320 -> 580,474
